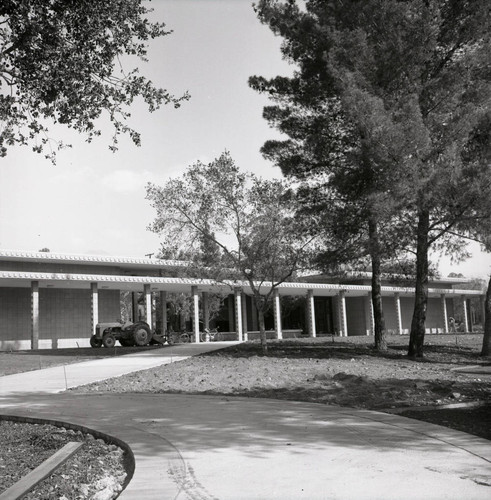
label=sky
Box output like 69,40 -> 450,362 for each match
0,0 -> 490,280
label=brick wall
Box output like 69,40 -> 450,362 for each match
382,296 -> 399,333
0,288 -> 31,348
0,287 -> 120,350
346,297 -> 367,336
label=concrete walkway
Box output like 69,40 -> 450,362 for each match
0,342 -> 232,395
1,347 -> 490,499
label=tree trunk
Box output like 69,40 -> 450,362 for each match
253,292 -> 268,355
368,217 -> 387,351
258,307 -> 268,355
481,276 -> 491,356
408,208 -> 430,358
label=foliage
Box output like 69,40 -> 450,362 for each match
251,0 -> 491,357
146,151 -> 317,352
454,112 -> 491,356
0,0 -> 188,161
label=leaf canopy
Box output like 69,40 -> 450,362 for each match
0,0 -> 189,160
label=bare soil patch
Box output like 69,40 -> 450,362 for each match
73,334 -> 491,440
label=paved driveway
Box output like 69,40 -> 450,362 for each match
1,345 -> 490,499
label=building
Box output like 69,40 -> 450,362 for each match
0,250 -> 484,351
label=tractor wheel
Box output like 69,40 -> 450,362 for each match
90,335 -> 103,348
103,334 -> 116,348
133,324 -> 152,346
119,337 -> 134,347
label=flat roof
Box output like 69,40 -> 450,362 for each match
0,249 -> 187,270
0,250 -> 483,298
0,270 -> 483,298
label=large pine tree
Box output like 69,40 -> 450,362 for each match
250,0 -> 491,356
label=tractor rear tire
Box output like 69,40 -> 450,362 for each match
133,324 -> 152,346
90,335 -> 103,348
103,334 -> 116,348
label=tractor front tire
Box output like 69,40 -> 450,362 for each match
133,324 -> 152,346
103,334 -> 116,348
90,335 -> 103,348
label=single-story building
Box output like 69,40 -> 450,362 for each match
0,249 -> 484,350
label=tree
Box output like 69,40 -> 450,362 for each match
250,0 -> 491,357
452,112 -> 491,356
146,151 -> 315,353
0,0 -> 189,161
249,0 -> 425,351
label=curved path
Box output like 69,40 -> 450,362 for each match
1,345 -> 490,499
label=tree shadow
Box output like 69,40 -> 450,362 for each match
205,338 -> 488,367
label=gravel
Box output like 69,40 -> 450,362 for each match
0,420 -> 129,499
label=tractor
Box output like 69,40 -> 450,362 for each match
90,320 -> 165,348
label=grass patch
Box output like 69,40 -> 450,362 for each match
0,345 -> 165,377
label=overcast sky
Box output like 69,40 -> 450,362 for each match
0,0 -> 490,280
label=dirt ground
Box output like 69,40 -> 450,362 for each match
73,334 -> 491,440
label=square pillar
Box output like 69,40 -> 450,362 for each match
306,289 -> 316,338
364,292 -> 374,336
202,292 -> 210,330
273,288 -> 283,339
441,294 -> 448,333
31,281 -> 40,350
394,293 -> 403,335
192,286 -> 200,343
241,292 -> 248,341
338,290 -> 347,337
234,288 -> 243,341
462,295 -> 469,333
91,282 -> 99,337
144,284 -> 152,327
160,291 -> 168,334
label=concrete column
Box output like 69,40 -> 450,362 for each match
234,288 -> 243,341
31,281 -> 40,350
441,294 -> 448,333
91,282 -> 98,337
338,290 -> 347,337
364,292 -> 374,336
228,295 -> 235,333
192,286 -> 200,343
160,291 -> 167,334
144,284 -> 152,327
132,292 -> 139,322
394,293 -> 403,335
306,289 -> 316,338
241,292 -> 248,341
273,288 -> 283,339
202,292 -> 210,330
462,295 -> 469,333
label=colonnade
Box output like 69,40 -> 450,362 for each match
27,280 -> 483,349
